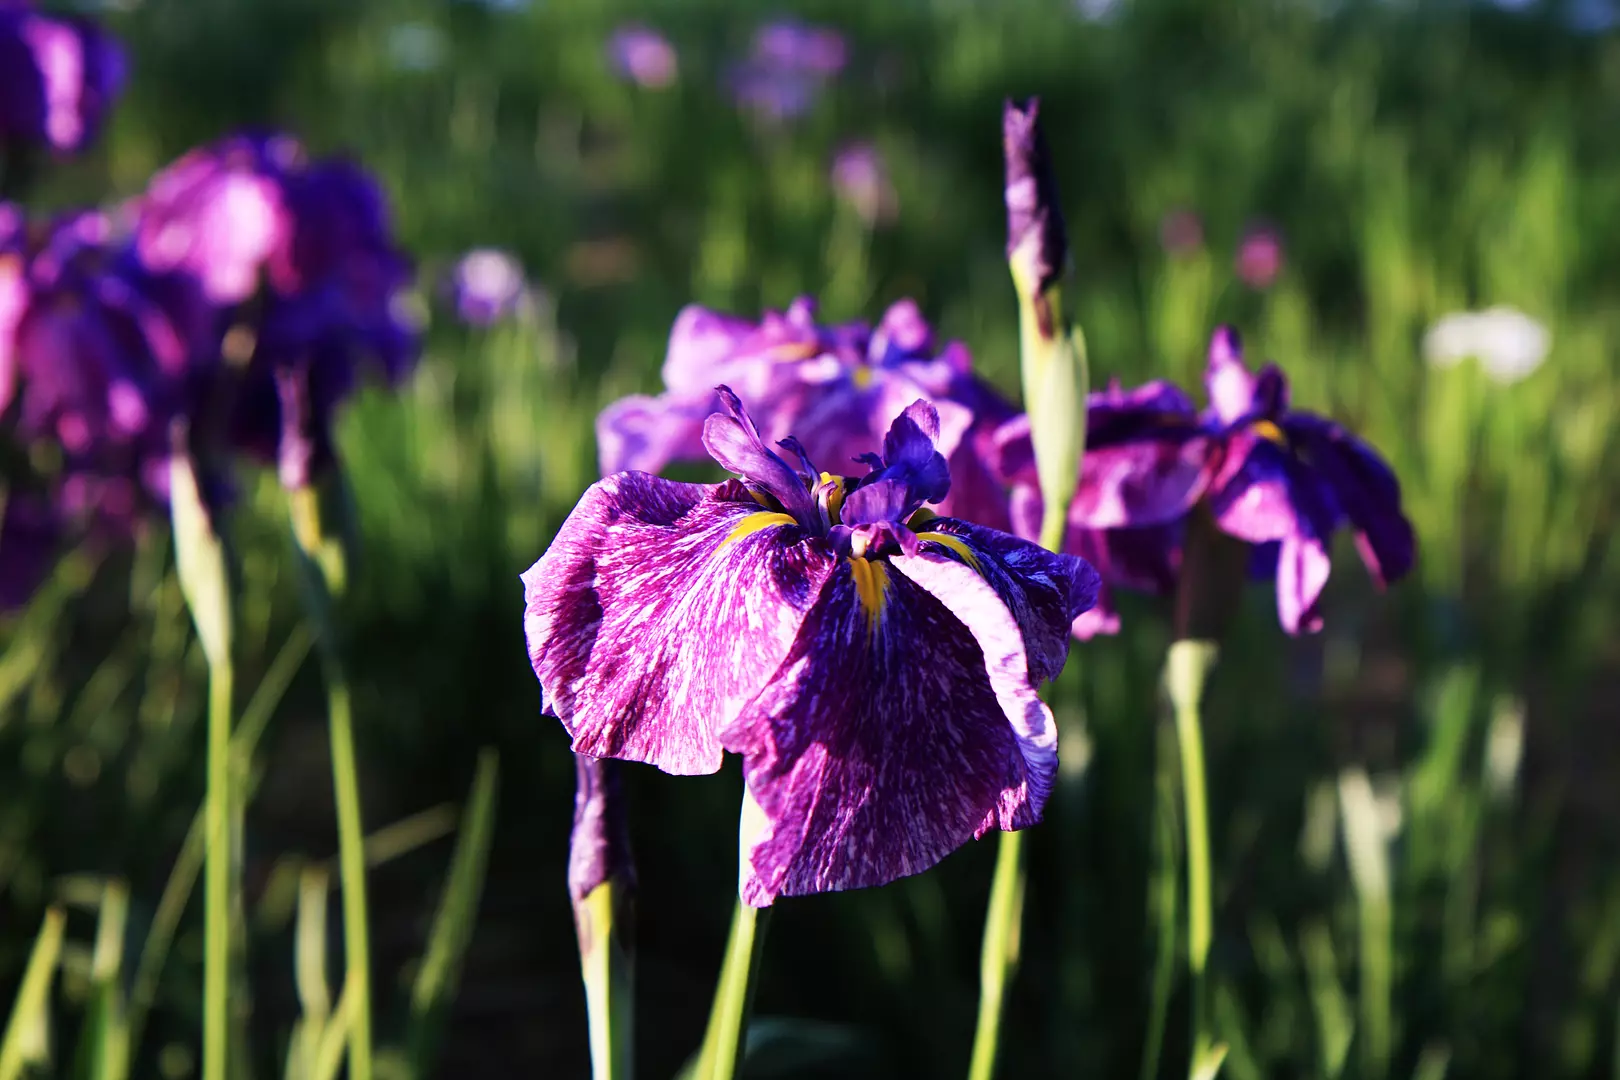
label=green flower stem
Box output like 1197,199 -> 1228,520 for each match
1166,640 -> 1222,1079
698,898 -> 770,1080
577,882 -> 634,1080
324,663 -> 373,1080
203,660 -> 234,1080
290,485 -> 372,1080
967,828 -> 1027,1080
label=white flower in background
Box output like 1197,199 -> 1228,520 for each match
1422,306 -> 1549,384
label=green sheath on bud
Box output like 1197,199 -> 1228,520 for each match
1003,97 -> 1088,554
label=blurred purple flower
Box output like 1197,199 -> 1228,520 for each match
448,247 -> 528,326
994,328 -> 1414,635
1159,208 -> 1204,256
135,133 -> 420,488
597,296 -> 1019,529
0,207 -> 220,533
1235,224 -> 1284,288
0,3 -> 125,155
831,141 -> 897,226
729,18 -> 847,122
607,24 -> 677,89
526,390 -> 1096,904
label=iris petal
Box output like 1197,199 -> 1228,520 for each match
523,471 -> 835,775
595,390 -> 713,476
701,385 -> 817,522
1285,413 -> 1415,586
724,552 -> 1057,905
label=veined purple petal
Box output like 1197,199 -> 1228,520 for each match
702,385 -> 817,522
725,552 -> 1057,905
1284,413 -> 1414,587
595,391 -> 713,477
916,517 -> 1097,682
523,472 -> 835,775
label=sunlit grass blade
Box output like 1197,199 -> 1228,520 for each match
407,748 -> 500,1075
78,881 -> 131,1080
1339,768 -> 1394,1080
0,907 -> 67,1080
286,866 -> 333,1080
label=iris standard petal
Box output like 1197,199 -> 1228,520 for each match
1204,325 -> 1256,425
595,390 -> 713,476
701,386 -> 817,521
915,517 -> 1097,683
522,471 -> 836,775
725,552 -> 1057,905
842,400 -> 952,526
1285,413 -> 1416,586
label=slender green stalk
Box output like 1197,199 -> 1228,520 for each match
203,662 -> 234,1080
968,829 -> 1027,1080
1140,723 -> 1182,1080
698,899 -> 771,1080
1166,640 -> 1221,1079
324,666 -> 373,1080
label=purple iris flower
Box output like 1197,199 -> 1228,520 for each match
1,210 -> 218,521
606,24 -> 678,89
525,390 -> 1098,905
135,133 -> 420,488
995,328 -> 1414,635
729,18 -> 847,122
597,296 -> 1019,530
0,2 -> 125,155
447,247 -> 528,326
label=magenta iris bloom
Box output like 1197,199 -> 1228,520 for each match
0,3 -> 125,155
525,389 -> 1097,905
1,210 -> 218,514
997,328 -> 1414,635
135,133 -> 419,488
597,296 -> 1018,530
606,24 -> 677,89
729,18 -> 847,122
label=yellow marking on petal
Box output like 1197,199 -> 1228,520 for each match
747,488 -> 773,508
907,508 -> 937,528
723,511 -> 797,547
817,471 -> 847,523
848,557 -> 890,631
1250,420 -> 1288,447
850,364 -> 875,390
917,531 -> 983,574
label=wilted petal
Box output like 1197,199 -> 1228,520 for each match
916,517 -> 1098,682
726,552 -> 1058,904
595,391 -> 713,476
523,472 -> 835,775
1002,98 -> 1067,297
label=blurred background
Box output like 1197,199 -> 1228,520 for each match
5,0 -> 1620,1076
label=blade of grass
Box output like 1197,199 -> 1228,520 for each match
407,749 -> 500,1074
0,907 -> 67,1080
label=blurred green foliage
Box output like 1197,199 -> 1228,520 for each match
5,0 -> 1620,1076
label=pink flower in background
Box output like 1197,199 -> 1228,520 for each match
449,247 -> 529,325
831,141 -> 898,226
608,24 -> 677,90
1235,224 -> 1284,289
730,18 -> 847,122
1159,208 -> 1204,256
